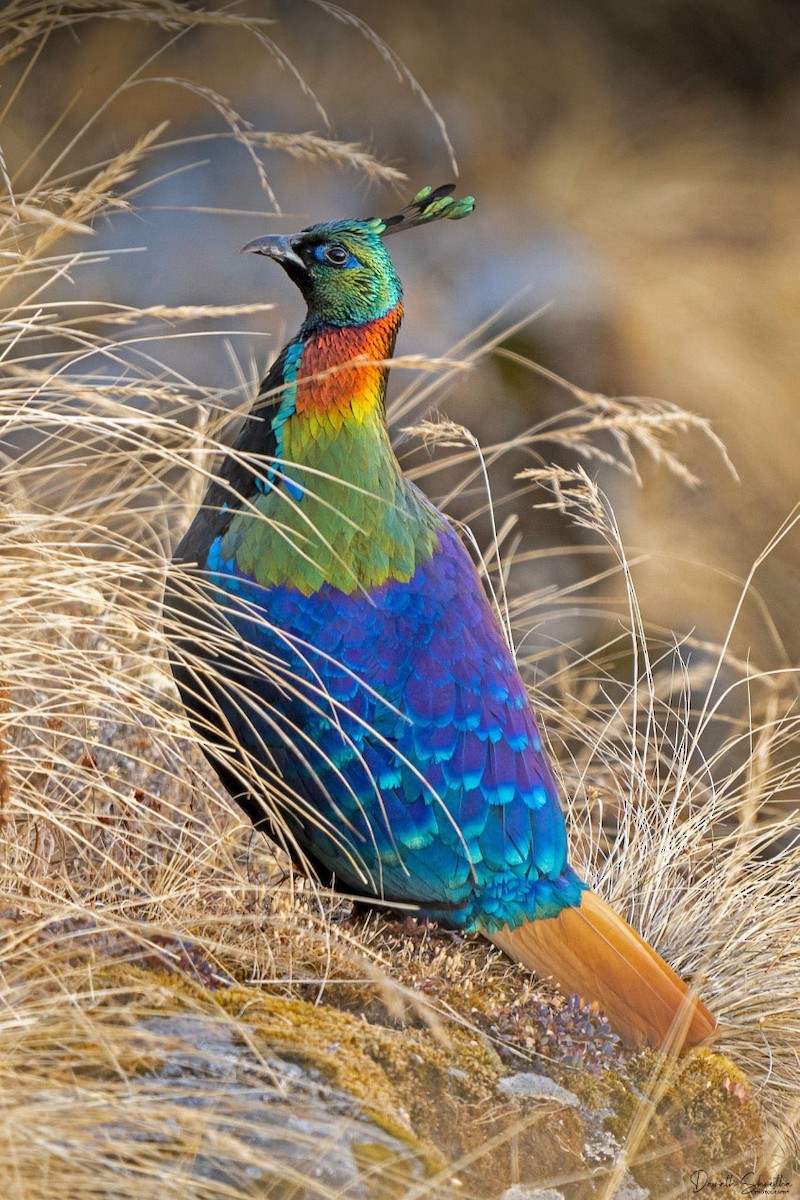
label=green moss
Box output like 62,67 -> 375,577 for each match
591,1049 -> 763,1196
656,1049 -> 763,1179
552,1047 -> 763,1198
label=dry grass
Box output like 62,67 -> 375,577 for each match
0,4 -> 798,1197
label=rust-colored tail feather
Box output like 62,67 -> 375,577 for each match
488,889 -> 717,1050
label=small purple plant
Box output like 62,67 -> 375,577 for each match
492,989 -> 623,1074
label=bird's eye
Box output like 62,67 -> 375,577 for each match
323,244 -> 350,266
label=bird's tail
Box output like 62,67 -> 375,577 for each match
488,889 -> 716,1050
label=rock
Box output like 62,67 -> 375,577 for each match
497,1073 -> 580,1107
126,1012 -> 435,1198
501,1188 -> 566,1200
614,1177 -> 650,1200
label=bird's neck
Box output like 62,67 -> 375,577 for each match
292,303 -> 403,431
219,301 -> 444,595
276,302 -> 404,500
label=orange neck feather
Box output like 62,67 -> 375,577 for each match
295,303 -> 403,426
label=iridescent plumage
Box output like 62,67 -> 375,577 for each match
168,186 -> 715,1048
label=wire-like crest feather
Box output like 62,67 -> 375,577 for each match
370,184 -> 475,236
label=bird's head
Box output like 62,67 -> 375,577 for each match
243,220 -> 401,327
241,185 -> 475,328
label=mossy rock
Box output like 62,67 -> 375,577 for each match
566,1049 -> 762,1197
98,964 -> 762,1199
211,985 -> 588,1196
0,913 -> 764,1199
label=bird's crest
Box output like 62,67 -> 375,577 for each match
369,184 -> 475,237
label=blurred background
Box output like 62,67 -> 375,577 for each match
5,0 -> 800,670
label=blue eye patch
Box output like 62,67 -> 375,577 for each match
313,243 -> 360,269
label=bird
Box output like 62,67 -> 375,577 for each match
166,184 -> 716,1050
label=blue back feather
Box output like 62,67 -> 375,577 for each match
204,520 -> 583,931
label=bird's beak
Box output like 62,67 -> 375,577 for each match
240,233 -> 305,270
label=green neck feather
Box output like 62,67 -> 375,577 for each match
219,315 -> 443,596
